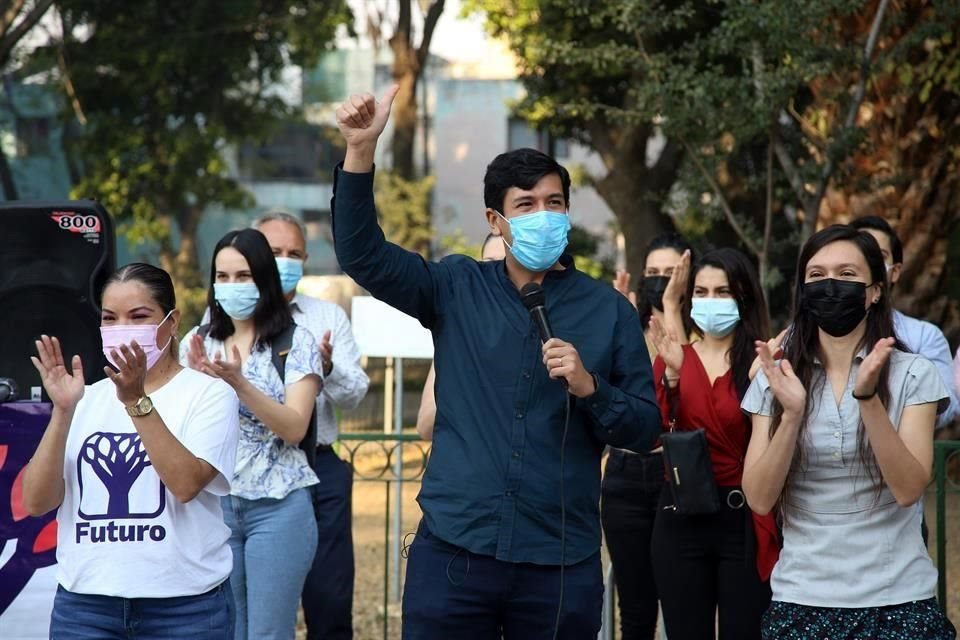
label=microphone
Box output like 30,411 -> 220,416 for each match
0,377 -> 17,403
520,283 -> 567,390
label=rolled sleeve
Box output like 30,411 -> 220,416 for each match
904,354 -> 949,409
742,369 -> 775,417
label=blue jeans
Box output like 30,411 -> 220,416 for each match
401,520 -> 603,640
49,582 -> 234,639
301,448 -> 355,639
221,488 -> 318,640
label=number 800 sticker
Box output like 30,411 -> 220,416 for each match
51,212 -> 102,234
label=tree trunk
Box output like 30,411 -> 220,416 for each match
595,164 -> 677,281
0,150 -> 17,200
173,206 -> 203,289
390,64 -> 419,180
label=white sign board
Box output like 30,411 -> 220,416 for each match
350,296 -> 434,359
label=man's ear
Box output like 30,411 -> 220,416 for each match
485,208 -> 503,236
888,262 -> 903,286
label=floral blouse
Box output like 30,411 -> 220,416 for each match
181,325 -> 322,500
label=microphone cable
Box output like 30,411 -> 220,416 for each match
552,389 -> 571,640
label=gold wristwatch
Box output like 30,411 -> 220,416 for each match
125,396 -> 155,417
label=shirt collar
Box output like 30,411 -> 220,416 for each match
289,292 -> 305,313
495,253 -> 577,287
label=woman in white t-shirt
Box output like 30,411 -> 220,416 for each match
21,263 -> 241,640
741,225 -> 956,640
181,228 -> 322,640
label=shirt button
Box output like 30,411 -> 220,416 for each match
521,371 -> 530,380
512,451 -> 520,459
505,490 -> 513,497
515,411 -> 525,420
834,431 -> 841,438
833,451 -> 841,458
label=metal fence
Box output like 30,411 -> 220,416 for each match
341,434 -> 960,639
935,439 -> 959,612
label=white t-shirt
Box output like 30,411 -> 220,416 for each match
56,368 -> 239,598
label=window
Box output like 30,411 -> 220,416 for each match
506,116 -> 569,159
16,117 -> 50,156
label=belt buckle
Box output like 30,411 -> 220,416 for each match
726,489 -> 746,510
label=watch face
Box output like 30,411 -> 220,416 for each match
129,396 -> 153,416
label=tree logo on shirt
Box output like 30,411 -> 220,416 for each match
75,432 -> 166,544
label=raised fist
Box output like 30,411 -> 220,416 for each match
336,85 -> 400,149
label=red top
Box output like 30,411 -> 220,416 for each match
654,344 -> 780,580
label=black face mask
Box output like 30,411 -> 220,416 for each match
801,278 -> 869,337
640,276 -> 670,312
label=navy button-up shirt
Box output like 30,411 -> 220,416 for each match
332,167 -> 660,565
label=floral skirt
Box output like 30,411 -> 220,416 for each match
762,598 -> 956,640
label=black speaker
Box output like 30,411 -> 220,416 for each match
0,201 -> 116,401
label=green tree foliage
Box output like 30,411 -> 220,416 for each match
467,0 -> 960,328
375,172 -> 435,255
55,0 -> 350,291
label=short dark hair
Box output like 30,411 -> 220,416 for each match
104,263 -> 176,314
483,148 -> 571,213
849,216 -> 903,264
208,228 -> 292,348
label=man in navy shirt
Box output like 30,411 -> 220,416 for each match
332,86 -> 660,639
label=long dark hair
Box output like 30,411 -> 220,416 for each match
772,225 -> 900,500
637,233 -> 694,328
688,248 -> 769,400
208,228 -> 292,349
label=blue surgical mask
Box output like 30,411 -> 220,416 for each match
496,210 -> 570,272
691,298 -> 741,337
275,257 -> 303,294
214,282 -> 260,320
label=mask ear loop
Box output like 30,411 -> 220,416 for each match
493,210 -> 515,253
156,310 -> 176,353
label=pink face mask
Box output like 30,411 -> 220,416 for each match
100,310 -> 174,371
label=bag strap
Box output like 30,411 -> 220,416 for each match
197,323 -> 211,338
270,323 -> 296,381
662,373 -> 679,432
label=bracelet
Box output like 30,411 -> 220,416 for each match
852,387 -> 877,400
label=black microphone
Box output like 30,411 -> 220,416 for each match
520,283 -> 568,390
0,377 -> 17,403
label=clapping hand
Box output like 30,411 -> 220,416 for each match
749,328 -> 788,381
755,340 -> 806,417
103,342 -> 148,406
853,337 -> 895,398
662,250 -> 691,310
649,316 -> 684,376
613,270 -> 638,309
187,333 -> 245,389
320,330 -> 333,377
31,335 -> 84,411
